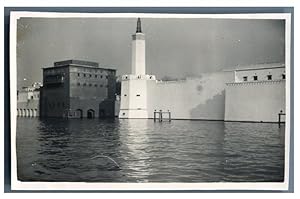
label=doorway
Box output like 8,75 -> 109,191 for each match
87,109 -> 95,119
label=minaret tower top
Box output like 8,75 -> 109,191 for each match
136,18 -> 142,33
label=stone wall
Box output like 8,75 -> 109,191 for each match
224,80 -> 285,122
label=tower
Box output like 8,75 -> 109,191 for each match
119,18 -> 156,119
131,18 -> 146,75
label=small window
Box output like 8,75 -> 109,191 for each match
253,76 -> 258,81
84,74 -> 86,77
31,96 -> 34,99
77,73 -> 80,77
94,84 -> 98,87
106,75 -> 108,79
136,94 -> 140,97
282,74 -> 286,79
77,82 -> 80,86
243,76 -> 248,81
89,74 -> 92,77
122,113 -> 125,116
124,94 -> 127,96
100,75 -> 103,78
95,75 -> 97,78
267,75 -> 272,80
89,83 -> 92,87
83,83 -> 86,86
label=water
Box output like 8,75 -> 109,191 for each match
16,118 -> 285,182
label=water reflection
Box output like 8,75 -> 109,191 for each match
16,118 -> 284,182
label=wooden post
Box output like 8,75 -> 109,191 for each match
159,110 -> 162,122
278,113 -> 281,125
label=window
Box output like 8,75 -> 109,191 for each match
31,96 -> 34,99
83,83 -> 86,86
253,76 -> 258,81
83,74 -> 86,77
243,76 -> 248,81
267,75 -> 272,80
282,74 -> 286,79
95,75 -> 97,78
77,73 -> 80,77
136,94 -> 140,97
100,75 -> 103,78
89,83 -> 92,87
94,84 -> 98,87
122,113 -> 125,116
106,75 -> 108,79
124,94 -> 127,96
77,82 -> 80,86
89,74 -> 92,77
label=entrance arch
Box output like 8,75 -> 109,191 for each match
76,109 -> 83,118
87,109 -> 95,119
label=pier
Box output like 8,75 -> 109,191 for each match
154,110 -> 171,122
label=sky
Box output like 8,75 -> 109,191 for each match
16,17 -> 285,88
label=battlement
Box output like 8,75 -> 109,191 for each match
121,74 -> 156,81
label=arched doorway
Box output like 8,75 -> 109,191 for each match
87,109 -> 95,119
30,109 -> 34,117
76,109 -> 83,118
25,109 -> 29,117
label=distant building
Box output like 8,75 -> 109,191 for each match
17,82 -> 42,117
40,60 -> 116,118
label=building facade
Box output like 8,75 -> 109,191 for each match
17,82 -> 42,117
119,18 -> 286,122
225,64 -> 286,122
41,60 -> 116,118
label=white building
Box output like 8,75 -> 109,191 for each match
119,19 -> 286,122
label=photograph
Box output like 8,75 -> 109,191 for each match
9,11 -> 291,191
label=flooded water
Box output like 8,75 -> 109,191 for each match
16,118 -> 285,182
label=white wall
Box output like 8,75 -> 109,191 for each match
225,80 -> 285,122
235,66 -> 285,82
147,72 -> 234,120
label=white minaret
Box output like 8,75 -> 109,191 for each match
119,18 -> 156,119
131,18 -> 146,75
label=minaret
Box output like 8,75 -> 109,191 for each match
131,18 -> 146,75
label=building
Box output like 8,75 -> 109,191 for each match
40,60 -> 116,118
225,64 -> 286,122
119,18 -> 286,123
17,82 -> 42,117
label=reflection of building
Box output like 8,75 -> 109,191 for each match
119,18 -> 286,123
40,60 -> 116,118
17,82 -> 42,117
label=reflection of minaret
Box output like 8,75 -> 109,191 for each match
131,18 -> 145,75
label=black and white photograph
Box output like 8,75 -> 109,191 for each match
9,11 -> 292,191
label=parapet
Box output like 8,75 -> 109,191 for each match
121,74 -> 156,81
54,60 -> 99,68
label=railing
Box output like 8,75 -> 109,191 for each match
154,110 -> 171,122
278,111 -> 286,126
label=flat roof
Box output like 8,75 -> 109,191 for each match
54,60 -> 99,67
42,59 -> 116,71
223,63 -> 285,72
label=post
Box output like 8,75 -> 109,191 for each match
159,110 -> 162,122
278,113 -> 281,125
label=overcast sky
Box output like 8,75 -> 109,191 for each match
17,17 -> 285,88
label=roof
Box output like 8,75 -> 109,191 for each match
54,60 -> 99,67
223,63 -> 285,72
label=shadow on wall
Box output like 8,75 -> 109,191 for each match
190,90 -> 225,120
